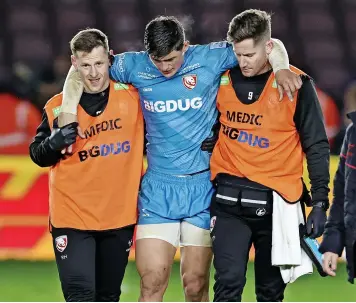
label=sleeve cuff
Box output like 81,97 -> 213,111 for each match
319,232 -> 344,256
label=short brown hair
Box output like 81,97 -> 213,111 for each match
227,9 -> 271,44
70,28 -> 109,55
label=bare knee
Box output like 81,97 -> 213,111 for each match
136,239 -> 176,302
140,269 -> 170,301
182,272 -> 209,302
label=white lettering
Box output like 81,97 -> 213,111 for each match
137,72 -> 159,79
118,54 -> 125,73
143,100 -> 151,111
191,97 -> 203,109
143,97 -> 203,113
177,99 -> 190,111
154,101 -> 166,112
178,63 -> 201,75
166,100 -> 178,112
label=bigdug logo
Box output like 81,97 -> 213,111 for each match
143,97 -> 202,113
222,125 -> 269,148
78,141 -> 131,162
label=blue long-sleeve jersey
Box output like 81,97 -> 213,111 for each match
110,42 -> 237,174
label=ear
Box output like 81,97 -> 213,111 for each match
109,49 -> 114,66
71,55 -> 78,69
265,39 -> 273,56
182,40 -> 190,54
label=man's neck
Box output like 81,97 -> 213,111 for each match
256,61 -> 272,76
83,81 -> 110,94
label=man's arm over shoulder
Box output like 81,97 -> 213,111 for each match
110,51 -> 146,84
29,111 -> 62,167
201,39 -> 290,74
199,42 -> 238,74
320,125 -> 352,255
294,76 -> 330,203
268,39 -> 289,73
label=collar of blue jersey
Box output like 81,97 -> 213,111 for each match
146,47 -> 191,77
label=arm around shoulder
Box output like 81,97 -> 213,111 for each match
268,39 -> 289,73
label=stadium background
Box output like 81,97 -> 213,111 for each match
1,0 -> 356,301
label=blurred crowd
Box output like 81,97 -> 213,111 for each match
0,54 -> 70,154
0,0 -> 355,156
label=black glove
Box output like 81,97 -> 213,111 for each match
306,202 -> 327,238
48,122 -> 79,151
201,120 -> 221,153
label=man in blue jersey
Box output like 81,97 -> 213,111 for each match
58,16 -> 301,302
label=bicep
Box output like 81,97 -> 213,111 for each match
220,45 -> 238,71
110,53 -> 130,83
206,43 -> 238,73
33,111 -> 52,141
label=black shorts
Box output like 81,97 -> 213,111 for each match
51,225 -> 134,302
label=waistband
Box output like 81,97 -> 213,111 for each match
144,168 -> 211,184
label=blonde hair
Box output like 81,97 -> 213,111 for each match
70,28 -> 109,55
227,9 -> 271,45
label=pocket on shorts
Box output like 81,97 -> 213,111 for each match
215,185 -> 240,206
240,189 -> 273,217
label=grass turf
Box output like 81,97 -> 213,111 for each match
0,261 -> 355,301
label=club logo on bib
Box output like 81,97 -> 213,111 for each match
256,208 -> 266,216
55,235 -> 68,252
210,216 -> 217,232
182,75 -> 197,90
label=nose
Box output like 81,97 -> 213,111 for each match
161,61 -> 171,72
239,57 -> 247,68
89,66 -> 98,77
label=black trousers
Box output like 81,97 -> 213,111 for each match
210,198 -> 286,302
51,225 -> 134,302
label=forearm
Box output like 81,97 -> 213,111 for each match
29,112 -> 62,167
29,138 -> 62,167
295,78 -> 330,202
320,192 -> 345,255
320,220 -> 345,255
60,66 -> 83,115
320,130 -> 350,254
305,142 -> 330,202
268,38 -> 289,73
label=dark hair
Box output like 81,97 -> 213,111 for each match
70,28 -> 109,55
227,9 -> 271,44
144,16 -> 185,58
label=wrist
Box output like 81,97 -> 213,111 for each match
47,137 -> 58,151
269,38 -> 289,73
312,201 -> 329,211
62,66 -> 82,115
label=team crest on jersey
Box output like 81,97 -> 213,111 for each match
55,235 -> 68,252
182,74 -> 197,90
